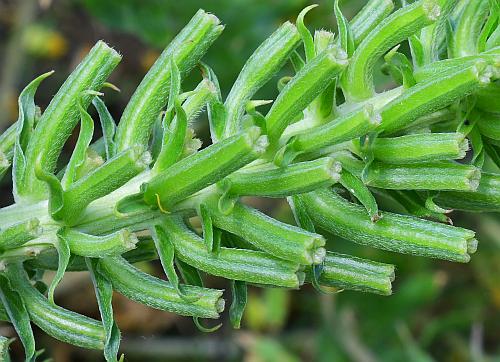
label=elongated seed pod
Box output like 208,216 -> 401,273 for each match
162,216 -> 302,288
364,161 -> 481,191
223,157 -> 341,198
0,218 -> 41,250
41,145 -> 151,225
203,194 -> 326,265
350,0 -> 395,45
223,22 -> 301,138
413,47 -> 500,82
435,172 -> 500,212
5,264 -> 105,350
22,41 -> 121,201
299,188 -> 476,262
360,133 -> 469,164
98,256 -> 224,318
265,46 -> 348,144
305,251 -> 394,295
343,0 -> 441,101
380,63 -> 492,134
282,105 -> 380,164
58,228 -> 138,257
142,126 -> 268,210
114,10 -> 223,152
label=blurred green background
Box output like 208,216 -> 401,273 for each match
0,0 -> 499,361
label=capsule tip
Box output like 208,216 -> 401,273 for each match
312,247 -> 326,264
467,238 -> 478,254
467,168 -> 481,191
423,0 -> 441,21
216,297 -> 226,313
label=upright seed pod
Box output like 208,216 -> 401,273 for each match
114,10 -> 224,152
342,0 -> 442,101
223,22 -> 301,138
21,42 -> 121,202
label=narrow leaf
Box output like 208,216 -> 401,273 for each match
229,280 -> 247,329
0,275 -> 36,361
296,5 -> 318,62
47,235 -> 70,305
93,97 -> 117,159
86,258 -> 121,362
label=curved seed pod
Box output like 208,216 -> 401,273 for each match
162,216 -> 302,288
299,188 -> 476,262
380,62 -> 492,134
435,172 -> 500,212
142,126 -> 268,211
202,194 -> 326,265
452,0 -> 490,57
114,10 -> 223,151
22,41 -> 121,202
358,133 -> 469,164
223,22 -> 300,138
58,228 -> 138,257
343,0 -> 441,101
305,251 -> 394,295
265,46 -> 348,145
38,145 -> 151,225
279,105 -> 380,165
222,157 -> 341,198
364,161 -> 481,191
0,218 -> 41,250
0,274 -> 35,360
98,256 -> 224,319
4,264 -> 106,350
350,0 -> 395,46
